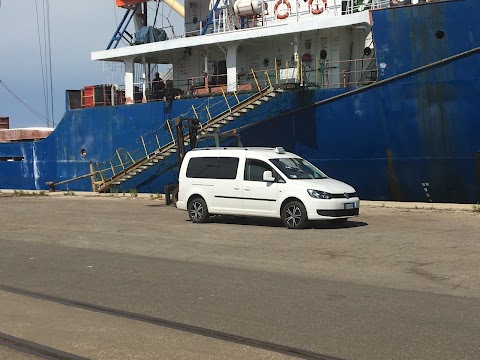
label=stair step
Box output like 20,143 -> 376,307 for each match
246,104 -> 255,109
113,181 -> 121,185
253,101 -> 263,105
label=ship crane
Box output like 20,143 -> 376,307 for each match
107,0 -> 184,50
115,0 -> 184,17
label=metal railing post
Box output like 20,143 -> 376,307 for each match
286,60 -> 289,84
116,150 -> 125,170
300,60 -> 303,85
191,105 -> 203,129
265,71 -> 273,88
251,69 -> 261,92
206,106 -> 212,121
96,163 -> 105,183
166,119 -> 176,145
221,88 -> 232,113
126,151 -> 135,165
141,135 -> 149,159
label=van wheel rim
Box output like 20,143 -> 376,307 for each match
190,202 -> 203,220
285,205 -> 302,227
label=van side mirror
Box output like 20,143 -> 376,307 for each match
263,170 -> 275,182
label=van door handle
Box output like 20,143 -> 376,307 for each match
233,186 -> 240,190
244,187 -> 251,191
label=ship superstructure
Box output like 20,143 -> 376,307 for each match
93,0 -> 378,104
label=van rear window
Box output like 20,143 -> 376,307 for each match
186,157 -> 239,179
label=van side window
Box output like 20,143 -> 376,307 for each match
216,157 -> 239,179
186,157 -> 239,179
244,159 -> 284,182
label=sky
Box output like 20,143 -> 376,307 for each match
0,0 -> 181,129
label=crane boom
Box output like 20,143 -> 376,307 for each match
115,0 -> 184,18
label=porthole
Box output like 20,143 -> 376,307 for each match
320,49 -> 328,60
81,148 -> 87,158
435,31 -> 445,39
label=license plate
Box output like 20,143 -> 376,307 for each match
344,202 -> 355,209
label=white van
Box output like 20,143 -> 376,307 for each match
176,147 -> 359,229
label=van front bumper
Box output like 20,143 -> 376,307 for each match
304,197 -> 360,220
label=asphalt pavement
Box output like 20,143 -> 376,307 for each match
0,193 -> 479,359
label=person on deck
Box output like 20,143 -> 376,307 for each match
152,72 -> 165,100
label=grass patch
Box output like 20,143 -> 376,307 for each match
14,190 -> 47,197
129,188 -> 138,197
473,204 -> 480,213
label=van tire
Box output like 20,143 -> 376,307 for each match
188,197 -> 210,223
282,200 -> 307,229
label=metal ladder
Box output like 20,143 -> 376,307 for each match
106,4 -> 139,50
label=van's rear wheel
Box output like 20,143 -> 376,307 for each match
282,201 -> 307,229
188,197 -> 209,223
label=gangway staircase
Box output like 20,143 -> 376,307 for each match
95,85 -> 283,193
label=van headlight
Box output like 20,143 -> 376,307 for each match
307,189 -> 331,199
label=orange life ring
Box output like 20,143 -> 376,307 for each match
274,0 -> 291,20
308,0 -> 327,15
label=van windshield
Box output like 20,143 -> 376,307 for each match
270,158 -> 328,180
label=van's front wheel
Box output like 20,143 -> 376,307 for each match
188,197 -> 210,223
282,201 -> 307,229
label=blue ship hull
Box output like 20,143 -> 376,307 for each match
1,0 -> 479,203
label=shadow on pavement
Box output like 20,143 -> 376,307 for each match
186,215 -> 368,229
